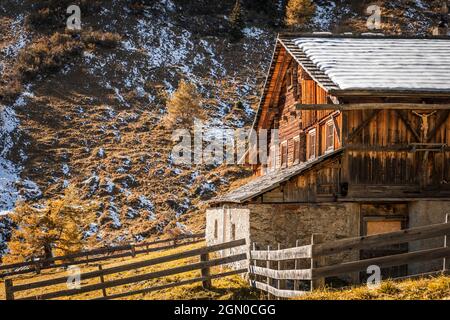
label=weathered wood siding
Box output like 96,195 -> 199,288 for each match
343,109 -> 450,198
256,52 -> 342,175
256,157 -> 341,203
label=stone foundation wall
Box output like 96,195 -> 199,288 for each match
247,203 -> 360,284
205,200 -> 450,284
408,200 -> 450,274
205,206 -> 250,270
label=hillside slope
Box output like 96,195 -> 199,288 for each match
0,0 -> 446,254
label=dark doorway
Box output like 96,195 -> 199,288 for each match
359,204 -> 409,282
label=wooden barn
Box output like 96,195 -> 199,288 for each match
206,34 -> 450,282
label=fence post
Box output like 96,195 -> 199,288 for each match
294,240 -> 299,291
310,234 -> 325,291
266,245 -> 271,300
130,243 -> 136,258
33,258 -> 41,275
98,265 -> 107,298
249,242 -> 256,283
444,214 -> 449,272
200,253 -> 212,290
4,279 -> 14,300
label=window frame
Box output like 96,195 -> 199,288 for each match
307,129 -> 316,160
293,135 -> 301,164
325,119 -> 335,153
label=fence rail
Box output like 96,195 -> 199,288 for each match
4,238 -> 247,300
0,233 -> 204,279
249,217 -> 450,299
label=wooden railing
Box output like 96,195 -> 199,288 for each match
249,217 -> 450,299
0,233 -> 204,279
3,239 -> 247,300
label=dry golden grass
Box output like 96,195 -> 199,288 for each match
0,242 -> 257,300
297,276 -> 450,300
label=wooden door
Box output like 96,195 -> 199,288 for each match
360,216 -> 408,282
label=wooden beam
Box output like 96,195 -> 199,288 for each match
95,269 -> 247,300
347,110 -> 381,142
427,110 -> 450,142
312,247 -> 450,279
312,221 -> 450,257
296,103 -> 450,111
250,245 -> 312,261
250,280 -> 307,298
396,110 -> 421,142
332,115 -> 341,144
18,253 -> 247,300
11,239 -> 246,293
249,265 -> 312,280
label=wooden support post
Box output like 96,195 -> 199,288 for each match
444,214 -> 449,272
130,243 -> 136,258
294,240 -> 299,291
4,279 -> 14,300
200,253 -> 212,290
98,265 -> 107,298
266,245 -> 271,300
310,234 -> 325,291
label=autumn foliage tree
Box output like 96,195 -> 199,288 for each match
285,0 -> 316,28
4,187 -> 97,263
165,80 -> 205,126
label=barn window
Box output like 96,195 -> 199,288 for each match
280,141 -> 288,167
214,220 -> 218,239
293,136 -> 300,164
307,129 -> 316,160
231,223 -> 236,240
325,120 -> 334,152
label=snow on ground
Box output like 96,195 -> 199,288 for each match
0,106 -> 21,215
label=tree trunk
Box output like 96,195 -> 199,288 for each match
43,243 -> 53,266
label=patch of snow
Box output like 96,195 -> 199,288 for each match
0,107 -> 20,215
97,148 -> 106,158
242,27 -> 265,39
62,164 -> 70,176
108,199 -> 122,228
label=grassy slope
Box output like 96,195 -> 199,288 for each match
0,242 -> 258,300
297,276 -> 450,300
1,239 -> 448,300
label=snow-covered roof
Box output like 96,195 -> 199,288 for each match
280,36 -> 450,94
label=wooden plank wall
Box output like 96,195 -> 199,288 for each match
345,109 -> 450,196
261,158 -> 341,203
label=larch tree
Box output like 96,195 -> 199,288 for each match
229,0 -> 245,41
4,186 -> 97,264
285,0 -> 316,28
165,80 -> 205,126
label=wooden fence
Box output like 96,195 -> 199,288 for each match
0,233 -> 204,279
3,238 -> 247,300
249,217 -> 450,298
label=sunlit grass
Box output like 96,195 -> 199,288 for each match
297,275 -> 450,300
